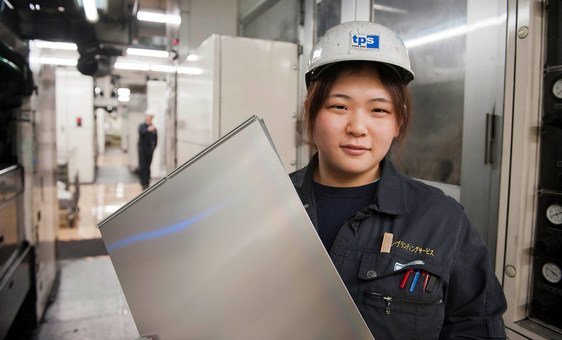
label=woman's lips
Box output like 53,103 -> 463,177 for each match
341,144 -> 370,155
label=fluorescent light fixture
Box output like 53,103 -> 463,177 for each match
118,96 -> 130,102
38,57 -> 78,66
117,88 -> 130,97
127,47 -> 169,58
177,66 -> 203,75
83,0 -> 99,22
404,25 -> 467,48
33,40 -> 78,51
150,64 -> 175,73
3,0 -> 14,10
373,4 -> 407,14
186,54 -> 199,61
114,61 -> 150,71
404,15 -> 506,49
137,10 -> 181,25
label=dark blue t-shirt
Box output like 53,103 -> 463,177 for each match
312,180 -> 378,250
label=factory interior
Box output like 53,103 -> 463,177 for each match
1,0 -> 562,339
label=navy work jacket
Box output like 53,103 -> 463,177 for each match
290,154 -> 507,339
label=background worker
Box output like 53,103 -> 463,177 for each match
138,111 -> 157,190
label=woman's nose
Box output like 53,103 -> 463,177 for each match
346,112 -> 368,137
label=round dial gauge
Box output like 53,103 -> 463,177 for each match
546,204 -> 562,225
542,262 -> 562,284
553,78 -> 562,99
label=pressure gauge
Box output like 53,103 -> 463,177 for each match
542,262 -> 562,284
553,78 -> 562,99
546,204 -> 562,225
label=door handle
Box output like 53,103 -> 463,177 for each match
485,112 -> 497,165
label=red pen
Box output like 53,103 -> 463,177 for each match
423,271 -> 430,290
400,268 -> 413,289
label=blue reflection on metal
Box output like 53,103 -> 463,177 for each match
106,206 -> 220,252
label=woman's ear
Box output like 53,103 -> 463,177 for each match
393,123 -> 401,138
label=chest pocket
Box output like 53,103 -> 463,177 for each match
355,250 -> 449,340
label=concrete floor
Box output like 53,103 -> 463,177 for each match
33,147 -> 143,339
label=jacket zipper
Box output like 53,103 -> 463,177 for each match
365,291 -> 443,315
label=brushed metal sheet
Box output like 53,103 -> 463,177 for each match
98,116 -> 373,339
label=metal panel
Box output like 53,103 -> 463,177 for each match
176,35 -> 298,172
220,36 -> 298,171
99,117 -> 373,339
28,63 -> 59,319
176,35 -> 220,164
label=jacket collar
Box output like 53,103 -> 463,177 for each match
294,153 -> 408,215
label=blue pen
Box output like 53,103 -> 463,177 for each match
409,270 -> 421,293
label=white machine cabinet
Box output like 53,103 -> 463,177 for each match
176,35 -> 299,172
55,68 -> 95,183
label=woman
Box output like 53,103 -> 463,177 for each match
290,21 -> 507,339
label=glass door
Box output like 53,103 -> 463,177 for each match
373,0 -> 507,260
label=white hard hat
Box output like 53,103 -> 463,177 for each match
306,21 -> 414,86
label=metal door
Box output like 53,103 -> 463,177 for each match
373,0 -> 507,261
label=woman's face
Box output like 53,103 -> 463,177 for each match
312,68 -> 399,187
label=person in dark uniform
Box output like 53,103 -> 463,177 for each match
138,111 -> 157,190
290,21 -> 507,339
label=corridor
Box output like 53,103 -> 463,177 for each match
23,147 -> 141,339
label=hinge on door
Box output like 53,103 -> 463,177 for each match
485,112 -> 497,165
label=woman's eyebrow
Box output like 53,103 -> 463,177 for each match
368,97 -> 392,103
328,93 -> 392,103
327,93 -> 351,99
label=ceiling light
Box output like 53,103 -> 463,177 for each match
403,15 -> 505,49
117,88 -> 130,97
118,96 -> 130,102
137,10 -> 181,25
373,4 -> 407,14
177,66 -> 203,75
58,6 -> 65,12
186,54 -> 199,61
83,0 -> 99,22
404,25 -> 467,48
33,40 -> 78,51
38,57 -> 78,66
114,61 -> 150,71
29,3 -> 34,10
3,0 -> 14,10
127,47 -> 169,58
150,64 -> 175,73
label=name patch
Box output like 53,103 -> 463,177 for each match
393,240 -> 435,256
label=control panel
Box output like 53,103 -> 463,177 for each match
530,0 -> 562,331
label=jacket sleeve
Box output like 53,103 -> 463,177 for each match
439,213 -> 507,339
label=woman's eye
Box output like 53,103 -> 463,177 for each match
329,105 -> 347,110
372,108 -> 389,115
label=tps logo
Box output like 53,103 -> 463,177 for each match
351,34 -> 380,49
